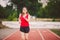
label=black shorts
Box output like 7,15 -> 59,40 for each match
20,26 -> 30,33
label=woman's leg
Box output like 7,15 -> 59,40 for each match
25,33 -> 29,40
21,32 -> 25,40
25,27 -> 30,40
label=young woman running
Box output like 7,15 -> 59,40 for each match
19,7 -> 30,40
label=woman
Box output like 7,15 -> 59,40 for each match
19,7 -> 30,40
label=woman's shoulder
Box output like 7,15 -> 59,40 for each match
27,13 -> 30,17
27,13 -> 30,15
19,13 -> 22,17
19,13 -> 22,15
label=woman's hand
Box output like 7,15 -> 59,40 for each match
23,16 -> 29,22
23,14 -> 30,22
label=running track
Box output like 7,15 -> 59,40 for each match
3,29 -> 60,40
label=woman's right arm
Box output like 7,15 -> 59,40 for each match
18,13 -> 21,23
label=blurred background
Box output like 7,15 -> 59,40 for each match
0,0 -> 60,21
0,0 -> 60,40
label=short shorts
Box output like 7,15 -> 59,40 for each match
20,26 -> 30,33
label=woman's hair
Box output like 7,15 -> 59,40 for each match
21,6 -> 28,15
22,6 -> 27,9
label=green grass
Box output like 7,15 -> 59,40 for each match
51,29 -> 60,36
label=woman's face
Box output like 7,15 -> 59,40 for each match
22,7 -> 27,14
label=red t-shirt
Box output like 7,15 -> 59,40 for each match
19,13 -> 29,27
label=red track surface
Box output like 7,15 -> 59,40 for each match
3,29 -> 60,40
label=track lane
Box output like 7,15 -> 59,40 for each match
39,29 -> 60,40
3,29 -> 42,40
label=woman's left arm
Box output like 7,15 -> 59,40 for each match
23,14 -> 30,22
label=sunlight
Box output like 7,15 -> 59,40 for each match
0,0 -> 10,7
38,0 -> 49,8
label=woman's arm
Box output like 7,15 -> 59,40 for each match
18,13 -> 21,23
23,14 -> 30,22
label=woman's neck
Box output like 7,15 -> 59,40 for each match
22,13 -> 27,15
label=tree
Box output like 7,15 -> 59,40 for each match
46,0 -> 60,18
11,0 -> 42,17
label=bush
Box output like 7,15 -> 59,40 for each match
7,10 -> 17,21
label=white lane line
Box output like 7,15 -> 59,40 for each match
37,29 -> 45,40
47,29 -> 60,39
3,30 -> 18,40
